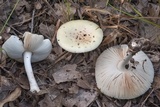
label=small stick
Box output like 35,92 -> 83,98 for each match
31,9 -> 35,33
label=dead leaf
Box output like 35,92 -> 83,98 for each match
0,87 -> 21,107
154,90 -> 160,102
62,90 -> 98,107
16,74 -> 29,90
0,75 -> 16,92
68,84 -> 79,94
139,21 -> 160,44
101,30 -> 121,46
153,74 -> 160,89
54,3 -> 76,23
0,50 -> 7,67
39,23 -> 55,37
148,3 -> 160,21
77,78 -> 91,89
53,64 -> 82,84
38,89 -> 63,107
123,101 -> 131,107
15,0 -> 31,13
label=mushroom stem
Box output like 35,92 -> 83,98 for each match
23,51 -> 40,93
118,52 -> 133,70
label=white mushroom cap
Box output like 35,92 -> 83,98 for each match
2,32 -> 52,62
2,36 -> 25,62
95,44 -> 154,99
56,20 -> 103,53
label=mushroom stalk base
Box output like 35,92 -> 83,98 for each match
24,51 -> 40,93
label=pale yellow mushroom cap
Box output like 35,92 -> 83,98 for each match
56,20 -> 103,53
95,45 -> 154,99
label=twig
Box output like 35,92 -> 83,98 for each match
11,10 -> 46,26
31,9 -> 36,33
141,89 -> 154,107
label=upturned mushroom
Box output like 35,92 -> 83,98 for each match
95,39 -> 154,99
2,32 -> 52,93
56,20 -> 103,53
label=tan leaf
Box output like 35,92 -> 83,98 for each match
101,30 -> 121,46
153,74 -> 160,89
52,64 -> 81,84
0,87 -> 21,107
62,90 -> 98,107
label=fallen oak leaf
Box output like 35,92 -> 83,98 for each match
77,78 -> 91,89
101,30 -> 121,46
62,90 -> 98,107
53,64 -> 82,84
0,87 -> 21,107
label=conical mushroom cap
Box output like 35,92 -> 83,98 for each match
95,45 -> 154,99
56,20 -> 103,53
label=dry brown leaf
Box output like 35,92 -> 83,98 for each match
39,23 -> 55,37
0,76 -> 16,93
101,30 -> 121,46
101,96 -> 118,107
39,94 -> 63,107
123,101 -> 131,107
77,78 -> 91,89
154,90 -> 160,102
0,87 -> 21,107
0,76 -> 10,87
54,3 -> 76,23
15,0 -> 31,13
68,84 -> 79,94
62,90 -> 98,107
16,74 -> 29,90
0,51 -> 7,67
53,64 -> 82,84
148,3 -> 160,21
152,74 -> 160,89
139,22 -> 160,45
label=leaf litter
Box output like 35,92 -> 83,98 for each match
0,0 -> 160,107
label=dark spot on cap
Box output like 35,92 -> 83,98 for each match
83,34 -> 87,36
132,66 -> 136,69
125,64 -> 129,69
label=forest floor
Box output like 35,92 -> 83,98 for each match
0,0 -> 160,107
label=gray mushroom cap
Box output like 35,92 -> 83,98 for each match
56,20 -> 103,53
95,44 -> 154,99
